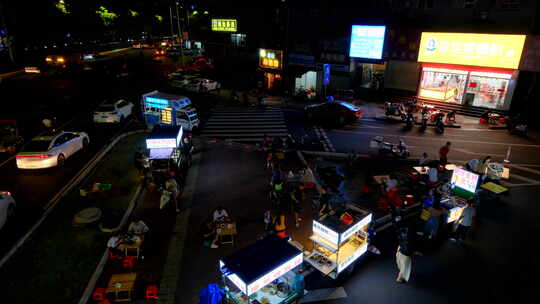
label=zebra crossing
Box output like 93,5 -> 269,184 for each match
199,106 -> 289,142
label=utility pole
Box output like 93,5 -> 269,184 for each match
175,1 -> 185,66
169,6 -> 175,38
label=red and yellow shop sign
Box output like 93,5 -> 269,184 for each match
259,49 -> 283,70
418,32 -> 526,69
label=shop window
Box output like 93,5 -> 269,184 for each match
465,72 -> 511,109
464,0 -> 477,8
498,0 -> 520,10
230,33 -> 246,48
419,68 -> 467,103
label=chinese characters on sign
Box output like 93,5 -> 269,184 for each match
211,19 -> 237,32
259,49 -> 283,70
418,32 -> 526,69
349,25 -> 386,59
451,168 -> 480,193
246,253 -> 303,295
313,220 -> 339,244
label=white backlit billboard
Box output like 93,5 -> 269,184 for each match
349,25 -> 386,60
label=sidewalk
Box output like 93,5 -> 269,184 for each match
0,132 -> 146,304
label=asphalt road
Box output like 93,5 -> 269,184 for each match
0,50 -> 183,256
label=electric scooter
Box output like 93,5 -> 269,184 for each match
434,113 -> 445,134
373,136 -> 410,159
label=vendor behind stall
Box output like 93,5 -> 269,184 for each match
213,206 -> 230,222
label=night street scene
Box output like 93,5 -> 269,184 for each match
2,0 -> 540,303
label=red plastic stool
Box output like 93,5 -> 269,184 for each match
108,251 -> 120,260
92,288 -> 106,301
146,285 -> 159,299
122,256 -> 136,268
404,195 -> 414,206
479,118 -> 487,123
276,231 -> 288,239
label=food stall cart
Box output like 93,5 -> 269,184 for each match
220,235 -> 304,304
145,125 -> 188,183
304,204 -> 372,279
440,167 -> 480,223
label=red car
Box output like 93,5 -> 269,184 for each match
178,57 -> 214,71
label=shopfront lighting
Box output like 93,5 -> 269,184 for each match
45,57 -> 52,62
56,57 -> 65,63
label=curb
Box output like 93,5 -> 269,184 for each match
0,129 -> 147,270
78,185 -> 145,304
158,151 -> 203,303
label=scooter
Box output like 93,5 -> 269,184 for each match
384,102 -> 407,121
420,111 -> 429,132
373,136 -> 410,159
404,112 -> 415,130
434,112 -> 445,134
506,114 -> 528,137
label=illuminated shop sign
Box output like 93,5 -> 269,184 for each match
313,220 -> 339,245
259,49 -> 283,70
451,168 -> 480,193
212,19 -> 237,32
246,253 -> 303,295
418,32 -> 526,69
146,138 -> 176,149
145,97 -> 169,109
160,108 -> 173,124
349,25 -> 386,60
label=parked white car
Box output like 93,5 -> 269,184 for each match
93,99 -> 134,123
0,191 -> 15,230
183,78 -> 221,93
16,131 -> 90,169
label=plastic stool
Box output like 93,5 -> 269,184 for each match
108,251 -> 120,260
122,256 -> 136,268
92,288 -> 106,301
146,285 -> 159,299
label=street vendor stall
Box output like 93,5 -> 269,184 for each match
304,204 -> 372,279
220,235 -> 304,304
145,125 -> 189,182
442,167 -> 479,223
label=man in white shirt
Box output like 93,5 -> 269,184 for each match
107,235 -> 124,257
452,201 -> 476,242
213,206 -> 229,222
427,166 -> 439,184
128,219 -> 149,235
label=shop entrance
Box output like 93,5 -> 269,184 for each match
263,72 -> 281,91
294,71 -> 317,95
419,67 -> 468,103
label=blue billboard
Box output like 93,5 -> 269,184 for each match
349,25 -> 386,60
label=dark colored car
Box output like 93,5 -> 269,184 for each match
304,101 -> 362,126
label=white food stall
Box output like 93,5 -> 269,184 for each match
220,235 -> 304,304
304,204 -> 372,279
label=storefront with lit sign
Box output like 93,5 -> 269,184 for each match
304,204 -> 372,279
219,235 -> 304,304
211,19 -> 237,32
258,49 -> 283,91
417,32 -> 526,110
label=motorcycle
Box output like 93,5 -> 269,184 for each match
506,114 -> 528,137
384,102 -> 407,121
420,107 -> 429,132
434,112 -> 445,134
373,136 -> 410,159
404,112 -> 415,130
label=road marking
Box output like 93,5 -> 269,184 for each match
508,164 -> 540,175
0,156 -> 14,169
452,148 -> 506,157
328,129 -> 540,148
299,287 -> 347,303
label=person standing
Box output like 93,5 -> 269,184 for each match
452,200 -> 477,243
439,142 -> 451,165
395,226 -> 412,283
290,186 -> 303,228
423,199 -> 447,240
274,211 -> 287,239
134,147 -> 145,176
165,173 -> 181,213
264,210 -> 273,232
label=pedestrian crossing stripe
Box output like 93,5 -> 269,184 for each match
200,107 -> 288,142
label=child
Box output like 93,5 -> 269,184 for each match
264,210 -> 273,232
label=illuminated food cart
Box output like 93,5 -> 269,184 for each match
220,235 -> 304,304
304,204 -> 372,279
441,167 -> 479,223
145,125 -> 188,181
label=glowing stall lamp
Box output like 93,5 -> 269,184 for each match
45,57 -> 53,62
57,57 -> 65,63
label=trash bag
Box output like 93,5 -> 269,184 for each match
199,283 -> 225,304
